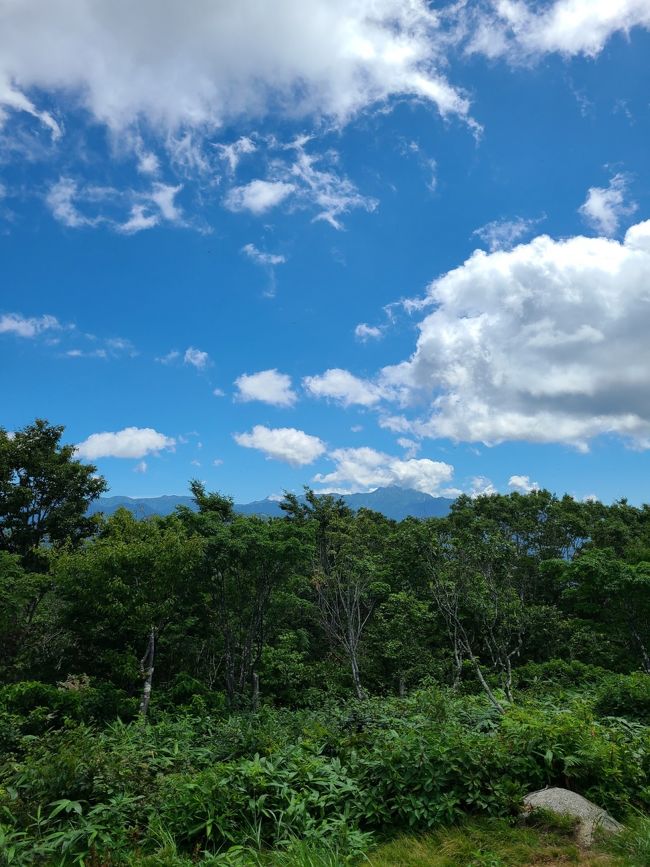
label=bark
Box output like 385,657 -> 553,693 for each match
350,649 -> 365,701
252,671 -> 260,711
139,627 -> 155,717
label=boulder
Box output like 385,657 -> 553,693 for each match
522,787 -> 623,847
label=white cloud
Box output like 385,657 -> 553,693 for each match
76,427 -> 175,460
378,219 -> 650,450
234,425 -> 326,466
508,474 -> 540,493
397,437 -> 420,458
241,243 -> 286,267
226,180 -> 296,215
46,178 -> 100,228
156,350 -> 180,364
118,204 -> 160,234
287,144 -> 378,229
47,178 -> 184,233
473,215 -> 542,251
225,140 -> 377,228
0,1 -> 470,141
149,182 -> 183,222
303,368 -> 387,407
313,446 -> 453,495
235,369 -> 297,407
468,475 -> 498,498
216,136 -> 257,172
184,347 -> 210,370
0,313 -> 60,338
136,150 -> 160,176
469,0 -> 650,59
355,322 -> 384,341
0,74 -> 61,139
579,173 -> 637,236
134,460 -> 148,474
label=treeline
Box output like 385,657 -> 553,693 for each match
2,421 -> 650,864
2,420 -> 649,713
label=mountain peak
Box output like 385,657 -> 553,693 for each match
89,486 -> 454,521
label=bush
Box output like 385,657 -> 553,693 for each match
593,672 -> 650,724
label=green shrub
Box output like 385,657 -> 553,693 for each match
594,672 -> 650,724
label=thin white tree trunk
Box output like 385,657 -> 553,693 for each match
139,628 -> 155,717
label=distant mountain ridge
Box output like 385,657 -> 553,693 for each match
88,486 -> 453,521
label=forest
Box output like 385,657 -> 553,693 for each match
1,420 -> 649,866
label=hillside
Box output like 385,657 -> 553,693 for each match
88,485 -> 454,521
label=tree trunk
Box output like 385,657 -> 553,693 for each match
350,651 -> 365,700
252,671 -> 260,711
139,628 -> 155,717
469,654 -> 504,714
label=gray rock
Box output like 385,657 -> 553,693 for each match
522,786 -> 623,847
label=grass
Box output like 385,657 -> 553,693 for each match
125,816 -> 650,867
366,818 -> 627,867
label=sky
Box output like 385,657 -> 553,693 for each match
2,0 -> 650,505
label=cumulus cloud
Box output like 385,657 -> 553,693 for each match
234,425 -> 326,466
303,368 -> 387,408
579,173 -> 637,236
508,474 -> 540,493
473,215 -> 542,251
76,427 -> 175,459
184,347 -> 210,370
0,1 -> 470,140
226,180 -> 295,215
0,312 -> 60,338
234,369 -> 297,407
355,322 -> 384,342
377,219 -> 650,450
469,0 -> 650,59
313,446 -> 453,495
468,475 -> 498,498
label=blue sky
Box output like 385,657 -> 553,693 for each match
2,0 -> 650,504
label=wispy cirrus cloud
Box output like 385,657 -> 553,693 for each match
0,312 -> 61,338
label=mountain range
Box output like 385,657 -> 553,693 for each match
88,486 -> 454,521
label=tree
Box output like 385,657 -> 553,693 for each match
179,489 -> 301,706
558,549 -> 650,673
0,419 -> 106,570
53,509 -> 204,690
310,509 -> 388,700
428,527 -> 525,712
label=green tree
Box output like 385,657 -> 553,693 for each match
0,419 -> 106,570
53,509 -> 204,691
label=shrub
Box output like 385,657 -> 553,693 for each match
593,672 -> 650,724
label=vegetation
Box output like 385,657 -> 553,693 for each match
1,420 -> 649,865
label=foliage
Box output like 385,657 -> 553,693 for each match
2,420 -> 650,863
